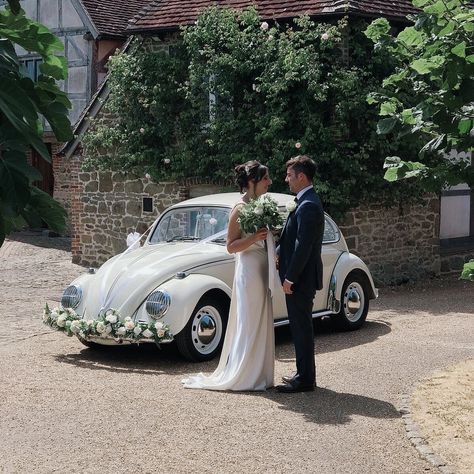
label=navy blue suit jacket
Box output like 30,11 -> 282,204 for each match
278,188 -> 325,292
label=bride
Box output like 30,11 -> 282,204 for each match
182,160 -> 275,391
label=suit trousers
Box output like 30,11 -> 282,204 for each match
285,287 -> 316,384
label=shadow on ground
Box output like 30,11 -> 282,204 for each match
54,319 -> 391,374
262,386 -> 400,425
6,231 -> 71,251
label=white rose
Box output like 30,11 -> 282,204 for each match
125,320 -> 135,330
57,315 -> 67,328
70,320 -> 81,334
154,322 -> 164,331
260,21 -> 269,31
87,320 -> 94,326
96,321 -> 106,334
286,200 -> 297,212
140,127 -> 145,134
163,158 -> 171,164
321,32 -> 330,41
157,329 -> 165,338
295,142 -> 302,149
145,173 -> 151,180
105,314 -> 117,324
105,324 -> 113,335
254,206 -> 264,216
208,217 -> 217,226
133,326 -> 142,336
50,311 -> 59,320
116,327 -> 126,336
142,329 -> 154,338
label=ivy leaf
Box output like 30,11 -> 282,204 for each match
382,70 -> 408,87
424,1 -> 448,15
364,18 -> 390,42
380,101 -> 397,116
451,41 -> 466,58
412,0 -> 432,6
398,27 -> 424,47
377,117 -> 398,134
401,109 -> 417,125
466,54 -> 474,63
458,119 -> 472,135
410,56 -> 444,74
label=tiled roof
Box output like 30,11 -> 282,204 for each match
78,0 -> 154,38
128,0 -> 419,32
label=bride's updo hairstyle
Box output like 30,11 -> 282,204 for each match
234,160 -> 268,192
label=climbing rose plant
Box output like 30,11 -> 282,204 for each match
84,7 -> 425,217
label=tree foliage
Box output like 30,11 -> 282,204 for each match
84,7 -> 425,216
0,1 -> 72,246
365,0 -> 474,189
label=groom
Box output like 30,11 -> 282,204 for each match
277,155 -> 325,393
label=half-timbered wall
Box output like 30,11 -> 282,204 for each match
11,0 -> 92,126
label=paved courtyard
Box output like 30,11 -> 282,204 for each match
0,232 -> 472,473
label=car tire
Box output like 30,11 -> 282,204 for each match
176,295 -> 229,362
333,273 -> 369,331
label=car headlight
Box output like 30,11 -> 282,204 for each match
61,285 -> 82,309
146,289 -> 171,319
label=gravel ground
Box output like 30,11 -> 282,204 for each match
0,232 -> 472,474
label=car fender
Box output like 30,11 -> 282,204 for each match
327,252 -> 378,313
136,273 -> 232,336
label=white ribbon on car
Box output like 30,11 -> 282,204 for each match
266,231 -> 280,297
98,227 -> 229,311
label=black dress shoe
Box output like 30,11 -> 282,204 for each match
281,373 -> 298,384
276,381 -> 315,393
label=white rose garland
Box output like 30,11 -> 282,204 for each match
42,304 -> 172,344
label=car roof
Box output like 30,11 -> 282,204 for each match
170,192 -> 294,208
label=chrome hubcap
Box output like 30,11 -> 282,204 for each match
343,282 -> 365,322
191,305 -> 222,355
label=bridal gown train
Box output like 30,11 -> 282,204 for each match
182,234 -> 276,391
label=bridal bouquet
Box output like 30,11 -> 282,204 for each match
237,195 -> 284,234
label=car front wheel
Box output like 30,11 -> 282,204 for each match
333,274 -> 369,331
175,296 -> 229,362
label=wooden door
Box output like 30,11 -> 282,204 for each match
31,144 -> 54,196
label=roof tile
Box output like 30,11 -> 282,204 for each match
127,0 -> 419,31
79,0 -> 154,37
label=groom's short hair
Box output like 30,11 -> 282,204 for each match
286,155 -> 316,181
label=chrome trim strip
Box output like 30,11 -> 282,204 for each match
274,310 -> 334,327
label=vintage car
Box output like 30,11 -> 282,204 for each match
59,192 -> 378,361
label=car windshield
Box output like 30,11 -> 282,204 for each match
149,206 -> 231,244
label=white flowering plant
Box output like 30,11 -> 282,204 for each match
42,304 -> 173,343
237,194 -> 283,234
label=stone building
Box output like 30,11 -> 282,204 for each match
57,0 -> 473,284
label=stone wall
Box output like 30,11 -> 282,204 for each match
336,196 -> 441,285
72,172 -> 186,267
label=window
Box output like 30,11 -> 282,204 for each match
150,206 -> 230,243
20,57 -> 43,81
323,216 -> 340,243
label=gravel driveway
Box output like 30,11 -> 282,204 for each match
0,232 -> 472,473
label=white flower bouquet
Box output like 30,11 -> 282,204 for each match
237,194 -> 284,234
42,304 -> 173,343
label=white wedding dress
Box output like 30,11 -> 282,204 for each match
182,229 -> 277,391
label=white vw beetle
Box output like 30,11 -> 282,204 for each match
61,193 -> 378,361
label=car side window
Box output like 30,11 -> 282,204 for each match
323,216 -> 340,243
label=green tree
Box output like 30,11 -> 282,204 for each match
0,0 -> 73,246
365,0 -> 474,189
